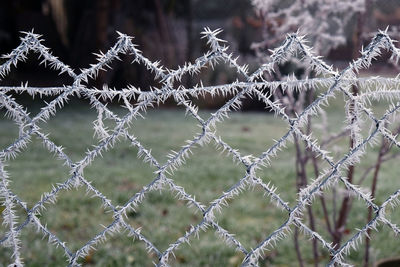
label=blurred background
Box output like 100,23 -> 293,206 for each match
3,1 -> 400,266
1,0 -> 400,109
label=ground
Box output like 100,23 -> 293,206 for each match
0,98 -> 399,266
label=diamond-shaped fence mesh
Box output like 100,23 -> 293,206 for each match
1,28 -> 400,266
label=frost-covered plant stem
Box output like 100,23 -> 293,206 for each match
333,87 -> 359,250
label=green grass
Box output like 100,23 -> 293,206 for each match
0,99 -> 400,266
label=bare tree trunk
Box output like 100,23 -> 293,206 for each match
333,87 -> 358,249
332,1 -> 369,247
95,0 -> 109,88
295,133 -> 319,266
294,227 -> 305,267
294,134 -> 305,267
363,123 -> 400,266
291,90 -> 318,266
153,0 -> 174,67
185,0 -> 194,87
363,137 -> 386,267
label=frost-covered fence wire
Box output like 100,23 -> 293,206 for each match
1,28 -> 400,266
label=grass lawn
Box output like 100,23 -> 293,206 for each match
0,97 -> 400,266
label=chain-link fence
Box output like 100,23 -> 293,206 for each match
1,28 -> 400,266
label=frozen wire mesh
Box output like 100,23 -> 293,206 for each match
0,28 -> 400,266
